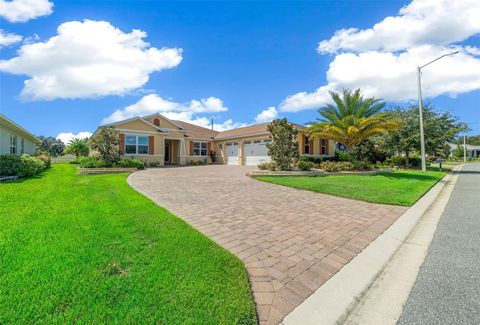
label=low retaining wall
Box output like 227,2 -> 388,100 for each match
78,168 -> 137,175
247,169 -> 392,177
0,175 -> 19,182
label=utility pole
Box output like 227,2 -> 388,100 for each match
417,50 -> 459,172
211,117 -> 214,131
464,135 -> 467,163
417,67 -> 427,172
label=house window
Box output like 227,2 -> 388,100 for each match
321,138 -> 328,155
125,135 -> 149,154
193,142 -> 208,156
304,136 -> 310,154
21,138 -> 24,154
9,134 -> 17,154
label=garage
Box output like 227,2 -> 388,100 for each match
243,139 -> 271,166
226,142 -> 239,165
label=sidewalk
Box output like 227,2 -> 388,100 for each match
399,163 -> 480,324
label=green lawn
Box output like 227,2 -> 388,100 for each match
256,169 -> 447,206
0,165 -> 256,324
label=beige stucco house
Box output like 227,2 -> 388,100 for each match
91,113 -> 335,166
0,114 -> 39,155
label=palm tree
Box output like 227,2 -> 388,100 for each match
65,138 -> 89,159
309,89 -> 400,150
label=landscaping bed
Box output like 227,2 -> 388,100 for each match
0,165 -> 256,323
248,168 -> 392,177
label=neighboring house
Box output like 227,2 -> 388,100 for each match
0,114 -> 39,155
448,143 -> 480,159
91,113 -> 335,166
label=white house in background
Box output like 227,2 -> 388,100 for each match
0,114 -> 40,155
448,142 -> 480,159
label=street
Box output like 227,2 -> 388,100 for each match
399,163 -> 480,324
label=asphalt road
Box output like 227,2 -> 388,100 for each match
399,163 -> 480,325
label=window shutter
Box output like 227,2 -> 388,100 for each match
319,138 -> 322,155
300,134 -> 305,154
148,136 -> 154,155
190,141 -> 193,156
119,134 -> 125,154
325,139 -> 329,155
208,142 -> 212,154
309,139 -> 314,155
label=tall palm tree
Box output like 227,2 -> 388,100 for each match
309,89 -> 400,150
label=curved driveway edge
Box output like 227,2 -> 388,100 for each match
128,165 -> 406,325
283,166 -> 460,325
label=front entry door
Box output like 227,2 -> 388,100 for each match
165,141 -> 171,164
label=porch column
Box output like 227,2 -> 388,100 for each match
238,141 -> 243,165
179,138 -> 187,165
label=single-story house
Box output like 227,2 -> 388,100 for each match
0,114 -> 39,155
448,143 -> 480,159
91,113 -> 335,166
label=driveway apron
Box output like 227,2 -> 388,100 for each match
128,165 -> 406,324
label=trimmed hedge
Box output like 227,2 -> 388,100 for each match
77,156 -> 144,170
0,154 -> 49,177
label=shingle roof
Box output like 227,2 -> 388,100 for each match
215,123 -> 270,139
172,120 -> 308,140
172,120 -> 219,140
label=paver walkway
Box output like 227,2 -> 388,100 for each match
399,163 -> 480,324
128,165 -> 406,324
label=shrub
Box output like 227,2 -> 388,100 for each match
257,162 -> 276,171
35,153 -> 51,169
334,149 -> 350,162
386,155 -> 421,168
0,154 -> 47,177
77,156 -> 106,168
18,154 -> 45,177
318,161 -> 354,172
351,160 -> 372,171
116,158 -> 145,170
0,154 -> 21,176
297,160 -> 315,171
147,161 -> 161,167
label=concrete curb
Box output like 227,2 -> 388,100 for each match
282,166 -> 461,325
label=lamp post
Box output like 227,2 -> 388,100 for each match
417,51 -> 459,171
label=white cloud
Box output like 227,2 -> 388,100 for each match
0,0 -> 53,23
318,0 -> 480,53
0,29 -> 22,47
56,131 -> 92,145
102,94 -> 246,132
0,20 -> 183,100
254,106 -> 278,123
281,0 -> 480,112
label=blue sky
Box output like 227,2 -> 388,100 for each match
1,0 -> 479,143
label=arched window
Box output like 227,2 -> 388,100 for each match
153,118 -> 160,126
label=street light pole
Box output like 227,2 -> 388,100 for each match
417,67 -> 427,171
417,51 -> 459,172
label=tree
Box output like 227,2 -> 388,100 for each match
266,118 -> 299,171
452,144 -> 465,160
89,127 -> 120,167
36,136 -> 65,157
308,89 -> 400,150
65,138 -> 89,159
465,135 -> 480,146
384,104 -> 468,163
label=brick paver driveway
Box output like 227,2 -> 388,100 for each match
128,165 -> 406,324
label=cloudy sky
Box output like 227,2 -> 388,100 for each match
1,0 -> 479,143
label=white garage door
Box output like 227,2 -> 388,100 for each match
243,139 -> 271,166
226,142 -> 239,165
